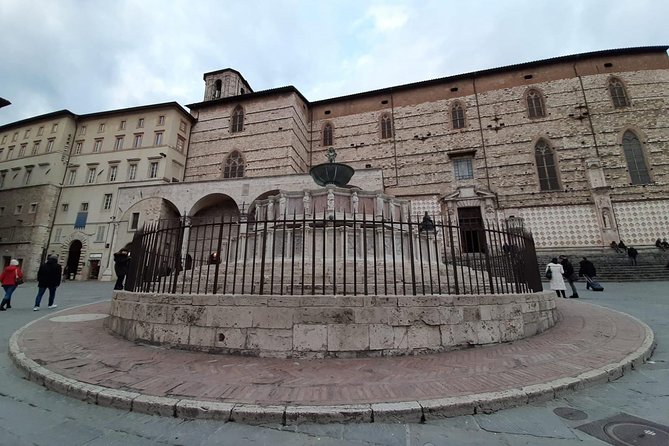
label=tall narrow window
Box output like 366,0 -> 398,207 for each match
86,167 -> 97,184
119,120 -> 126,130
451,102 -> 466,129
93,139 -> 103,152
18,144 -> 27,157
74,141 -> 82,154
46,139 -> 55,152
609,78 -> 630,108
37,126 -> 44,136
95,226 -> 106,242
137,118 -> 144,128
526,89 -> 546,118
622,131 -> 651,184
223,151 -> 244,178
176,136 -> 185,153
102,193 -> 113,210
67,169 -> 77,185
158,115 -> 165,125
31,141 -> 40,155
128,163 -> 137,180
114,136 -> 124,150
230,105 -> 244,133
154,132 -> 163,146
108,165 -> 118,181
133,134 -> 142,148
149,161 -> 159,178
535,139 -> 560,191
322,123 -> 333,146
380,114 -> 393,139
24,167 -> 33,185
130,212 -> 140,230
213,80 -> 222,99
0,172 -> 5,188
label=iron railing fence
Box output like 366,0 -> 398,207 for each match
125,212 -> 542,296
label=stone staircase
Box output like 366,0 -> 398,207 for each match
537,247 -> 669,282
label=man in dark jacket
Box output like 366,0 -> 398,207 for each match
560,256 -> 579,298
33,255 -> 63,310
627,246 -> 638,265
114,249 -> 131,290
578,257 -> 597,290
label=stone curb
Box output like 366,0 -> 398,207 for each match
7,302 -> 656,425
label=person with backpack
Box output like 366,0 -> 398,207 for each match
0,259 -> 24,311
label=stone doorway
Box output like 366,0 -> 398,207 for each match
458,206 -> 485,253
66,240 -> 82,280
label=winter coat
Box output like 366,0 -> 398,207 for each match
579,259 -> 596,278
628,247 -> 638,259
546,262 -> 566,291
0,265 -> 24,286
37,257 -> 62,288
114,252 -> 130,276
561,259 -> 575,280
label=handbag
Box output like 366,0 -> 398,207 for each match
15,270 -> 23,285
545,268 -> 552,280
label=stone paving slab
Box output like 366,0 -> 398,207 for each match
8,299 -> 655,425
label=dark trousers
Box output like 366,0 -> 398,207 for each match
114,274 -> 126,290
34,286 -> 58,307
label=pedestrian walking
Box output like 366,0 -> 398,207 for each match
0,259 -> 24,311
578,257 -> 597,290
33,255 -> 63,311
560,256 -> 579,298
628,246 -> 638,266
546,257 -> 567,298
113,249 -> 131,290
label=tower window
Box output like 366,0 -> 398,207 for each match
322,123 -> 333,146
223,151 -> 244,178
609,78 -> 630,108
535,139 -> 560,191
526,89 -> 546,119
451,101 -> 466,129
380,114 -> 393,139
622,131 -> 651,184
230,106 -> 244,133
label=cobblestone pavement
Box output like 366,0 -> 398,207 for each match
1,280 -> 668,445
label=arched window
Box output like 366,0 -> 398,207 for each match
535,139 -> 560,191
223,151 -> 244,178
322,123 -> 333,146
622,131 -> 651,184
451,101 -> 466,129
526,89 -> 546,119
380,114 -> 393,139
213,80 -> 222,99
230,105 -> 244,133
609,78 -> 630,108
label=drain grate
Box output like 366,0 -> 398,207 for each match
577,413 -> 669,446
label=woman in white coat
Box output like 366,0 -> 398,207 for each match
546,257 -> 567,298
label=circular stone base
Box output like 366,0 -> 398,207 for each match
107,291 -> 557,357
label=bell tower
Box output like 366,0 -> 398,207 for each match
202,68 -> 253,101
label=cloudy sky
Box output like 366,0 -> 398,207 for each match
1,0 -> 668,125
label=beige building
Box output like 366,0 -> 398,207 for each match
0,103 -> 194,280
0,111 -> 77,278
2,46 -> 668,280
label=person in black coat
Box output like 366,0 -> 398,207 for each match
113,249 -> 131,290
627,246 -> 638,265
560,256 -> 579,298
33,255 -> 63,310
578,257 -> 597,290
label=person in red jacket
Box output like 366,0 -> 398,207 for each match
0,259 -> 24,310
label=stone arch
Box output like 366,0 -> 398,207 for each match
248,189 -> 280,220
115,197 -> 181,254
58,232 -> 89,281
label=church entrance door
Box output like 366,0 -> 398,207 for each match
458,207 -> 485,253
